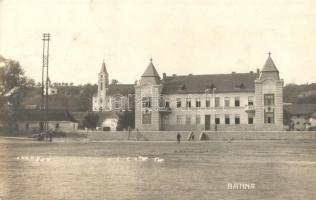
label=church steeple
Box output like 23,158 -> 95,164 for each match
100,59 -> 108,74
259,52 -> 280,80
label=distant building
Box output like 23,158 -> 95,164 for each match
43,78 -> 58,95
284,104 -> 316,130
92,60 -> 135,112
308,113 -> 316,130
11,109 -> 78,133
135,54 -> 284,131
98,112 -> 119,131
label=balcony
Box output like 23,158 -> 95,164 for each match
244,105 -> 255,112
159,106 -> 172,113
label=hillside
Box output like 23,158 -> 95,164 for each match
18,83 -> 316,112
284,83 -> 316,104
20,85 -> 97,111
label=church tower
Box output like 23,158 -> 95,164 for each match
135,58 -> 162,131
255,52 -> 284,130
97,60 -> 109,111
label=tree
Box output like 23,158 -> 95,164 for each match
82,113 -> 99,129
0,56 -> 35,125
116,110 -> 135,131
111,79 -> 118,84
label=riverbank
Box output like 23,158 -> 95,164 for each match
2,130 -> 316,142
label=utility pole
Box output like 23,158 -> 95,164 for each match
41,33 -> 50,134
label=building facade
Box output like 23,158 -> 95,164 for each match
135,54 -> 284,131
92,60 -> 135,112
12,109 -> 78,133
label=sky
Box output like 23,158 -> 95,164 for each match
0,0 -> 316,85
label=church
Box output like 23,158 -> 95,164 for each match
92,60 -> 135,112
135,53 -> 284,131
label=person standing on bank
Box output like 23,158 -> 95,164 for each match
177,132 -> 181,143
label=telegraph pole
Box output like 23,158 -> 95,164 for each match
41,33 -> 50,134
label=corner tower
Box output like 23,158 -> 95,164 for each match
135,58 -> 162,131
255,52 -> 284,130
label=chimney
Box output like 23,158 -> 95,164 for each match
256,68 -> 260,74
162,73 -> 167,80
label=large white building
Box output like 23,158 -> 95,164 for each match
135,54 -> 284,131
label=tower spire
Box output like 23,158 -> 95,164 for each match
100,59 -> 107,74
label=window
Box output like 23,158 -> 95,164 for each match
235,97 -> 240,107
55,123 -> 59,129
235,114 -> 240,124
196,98 -> 201,108
142,97 -> 152,108
100,98 -> 103,104
264,94 -> 274,106
142,113 -> 151,124
248,115 -> 254,124
176,98 -> 182,108
264,112 -> 274,124
215,115 -> 220,124
215,97 -> 220,107
196,115 -> 201,125
25,124 -> 29,130
225,115 -> 230,124
185,115 -> 191,125
176,115 -> 182,124
224,97 -> 230,107
186,98 -> 191,108
100,82 -> 103,90
205,98 -> 210,108
248,96 -> 254,106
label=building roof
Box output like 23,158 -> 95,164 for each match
161,72 -> 258,94
284,104 -> 316,115
142,59 -> 160,78
14,109 -> 78,123
107,84 -> 135,95
262,54 -> 279,72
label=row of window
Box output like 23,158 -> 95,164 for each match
175,114 -> 254,125
142,113 -> 276,125
142,96 -> 255,109
176,96 -> 249,108
25,123 -> 60,129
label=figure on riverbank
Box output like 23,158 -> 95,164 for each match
49,132 -> 53,143
188,131 -> 195,141
177,133 -> 181,143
